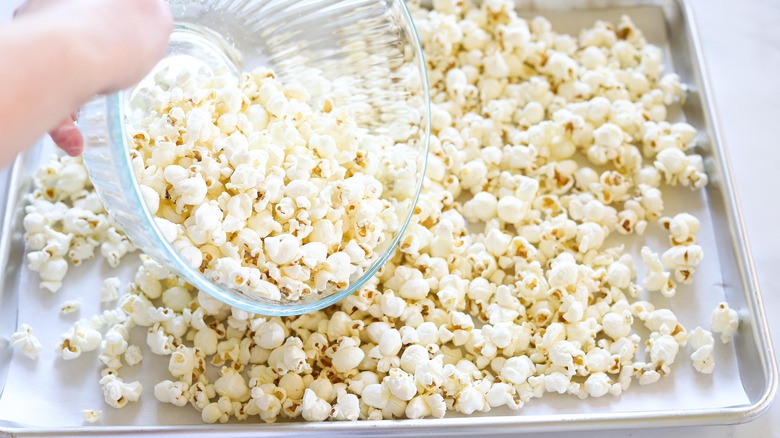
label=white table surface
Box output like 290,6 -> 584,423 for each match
1,0 -> 778,436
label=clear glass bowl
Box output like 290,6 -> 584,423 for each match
79,0 -> 429,316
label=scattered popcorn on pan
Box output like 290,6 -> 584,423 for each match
16,0 -> 737,423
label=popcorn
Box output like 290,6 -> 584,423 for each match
641,246 -> 675,297
147,325 -> 175,356
383,368 -> 417,401
99,374 -> 143,409
101,227 -> 135,268
26,225 -> 72,292
399,345 -> 427,374
82,409 -> 102,423
661,244 -> 703,284
168,345 -> 200,382
583,372 -> 614,398
462,192 -> 498,223
278,372 -> 305,401
308,377 -> 335,403
154,380 -> 190,407
301,388 -> 331,422
711,302 -> 739,343
688,327 -> 715,374
541,372 -> 571,394
59,299 -> 82,315
500,356 -> 535,385
201,397 -> 233,424
647,334 -> 680,374
99,324 -> 129,368
101,277 -> 122,302
332,345 -> 365,374
330,392 -> 360,421
660,213 -> 700,246
454,383 -> 489,414
362,383 -> 391,409
248,386 -> 282,423
253,320 -> 286,350
269,337 -> 311,375
59,320 -> 102,360
124,345 -> 144,366
214,366 -> 251,402
485,382 -> 521,410
415,355 -> 445,391
161,286 -> 191,312
378,329 -> 403,358
10,324 -> 44,360
194,327 -> 219,356
602,310 -> 633,340
399,278 -> 431,301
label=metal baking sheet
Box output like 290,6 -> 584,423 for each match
0,0 -> 775,435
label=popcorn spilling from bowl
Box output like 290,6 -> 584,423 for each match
127,64 -> 415,302
15,0 -> 739,424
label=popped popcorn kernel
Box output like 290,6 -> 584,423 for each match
711,302 -> 739,343
10,324 -> 44,360
81,409 -> 102,424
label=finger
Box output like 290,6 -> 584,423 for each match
50,120 -> 84,157
14,0 -> 51,18
13,0 -> 34,17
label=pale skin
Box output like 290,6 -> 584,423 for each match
0,0 -> 173,165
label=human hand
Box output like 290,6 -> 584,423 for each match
13,0 -> 172,156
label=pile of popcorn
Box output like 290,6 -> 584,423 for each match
12,0 -> 741,425
125,61 -> 418,302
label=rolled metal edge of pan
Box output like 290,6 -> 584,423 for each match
675,0 -> 778,423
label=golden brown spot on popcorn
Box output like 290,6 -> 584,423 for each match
61,339 -> 77,353
539,51 -> 549,67
615,26 -> 632,40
